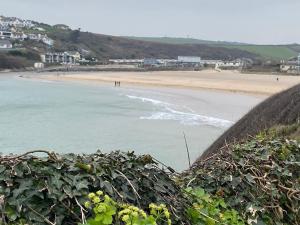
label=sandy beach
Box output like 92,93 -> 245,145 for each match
34,70 -> 300,95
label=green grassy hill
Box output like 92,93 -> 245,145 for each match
35,27 -> 259,60
224,45 -> 298,60
123,36 -> 247,46
125,36 -> 300,60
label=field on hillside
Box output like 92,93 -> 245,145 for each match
126,37 -> 300,60
225,45 -> 298,60
124,36 -> 244,45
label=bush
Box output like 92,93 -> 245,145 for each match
183,132 -> 300,224
185,187 -> 245,225
0,151 -> 188,225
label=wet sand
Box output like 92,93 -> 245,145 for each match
32,70 -> 300,95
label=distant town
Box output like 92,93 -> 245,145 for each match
0,15 -> 300,74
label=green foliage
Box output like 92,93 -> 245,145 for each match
225,45 -> 298,60
0,51 -> 38,69
185,187 -> 244,225
81,190 -> 171,225
126,37 -> 299,60
182,133 -> 300,224
69,29 -> 81,43
0,151 -> 186,225
8,49 -> 40,61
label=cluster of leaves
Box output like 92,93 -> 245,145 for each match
185,187 -> 245,225
182,132 -> 300,224
0,151 -> 188,225
82,190 -> 171,225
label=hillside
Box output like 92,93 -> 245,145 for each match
44,29 -> 259,60
0,49 -> 40,69
0,15 -> 263,70
125,36 -> 300,60
123,36 -> 248,46
224,45 -> 299,60
198,83 -> 300,161
5,16 -> 300,70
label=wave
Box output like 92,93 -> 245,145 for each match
125,94 -> 233,128
125,95 -> 172,106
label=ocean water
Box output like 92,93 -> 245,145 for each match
0,74 -> 263,170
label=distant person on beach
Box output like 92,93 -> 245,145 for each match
277,77 -> 279,82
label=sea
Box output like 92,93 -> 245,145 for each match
0,73 -> 264,171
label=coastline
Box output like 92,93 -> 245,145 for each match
28,70 -> 300,96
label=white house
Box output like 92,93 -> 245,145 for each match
42,36 -> 54,46
0,30 -> 12,39
178,56 -> 201,63
0,17 -> 34,28
109,59 -> 143,64
68,51 -> 81,61
11,32 -> 27,40
216,60 -> 243,69
41,52 -> 76,64
0,40 -> 12,49
280,56 -> 300,74
34,62 -> 44,69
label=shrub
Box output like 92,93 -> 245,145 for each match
183,132 -> 300,224
184,187 -> 245,225
81,190 -> 171,225
0,151 -> 187,225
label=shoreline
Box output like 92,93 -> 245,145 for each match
27,70 -> 300,96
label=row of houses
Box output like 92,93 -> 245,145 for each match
0,16 -> 34,29
280,54 -> 300,74
109,56 -> 243,69
41,52 -> 80,64
0,30 -> 54,46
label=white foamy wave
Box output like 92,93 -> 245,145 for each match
141,111 -> 233,128
125,95 -> 172,106
125,94 -> 233,128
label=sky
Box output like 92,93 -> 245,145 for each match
1,0 -> 300,44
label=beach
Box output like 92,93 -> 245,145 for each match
0,73 -> 264,170
34,70 -> 300,95
2,69 -> 298,169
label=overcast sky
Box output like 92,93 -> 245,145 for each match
1,0 -> 299,44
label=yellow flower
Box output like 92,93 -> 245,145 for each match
149,203 -> 156,208
132,211 -> 138,217
96,190 -> 103,196
167,219 -> 172,225
92,196 -> 101,204
84,201 -> 91,208
96,204 -> 106,213
118,208 -> 130,217
140,211 -> 147,218
88,193 -> 96,199
159,204 -> 166,208
131,206 -> 139,212
122,215 -> 130,222
104,195 -> 110,201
